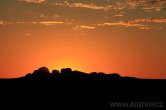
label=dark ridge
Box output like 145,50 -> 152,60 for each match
0,67 -> 140,81
0,67 -> 166,109
1,67 -> 166,81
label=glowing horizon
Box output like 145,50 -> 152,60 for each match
0,0 -> 166,79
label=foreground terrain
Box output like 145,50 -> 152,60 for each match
0,67 -> 165,109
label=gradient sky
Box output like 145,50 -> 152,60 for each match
0,0 -> 166,78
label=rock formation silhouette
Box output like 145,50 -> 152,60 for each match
0,67 -> 165,110
21,67 -> 135,81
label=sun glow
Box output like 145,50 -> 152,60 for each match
0,0 -> 166,79
48,59 -> 86,72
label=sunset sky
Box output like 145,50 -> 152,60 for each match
0,0 -> 166,78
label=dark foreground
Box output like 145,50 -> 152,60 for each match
0,67 -> 166,109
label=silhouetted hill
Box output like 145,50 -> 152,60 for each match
0,67 -> 166,109
0,67 -> 139,81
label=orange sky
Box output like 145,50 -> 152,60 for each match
0,0 -> 166,79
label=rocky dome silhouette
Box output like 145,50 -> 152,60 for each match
21,67 -> 138,81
